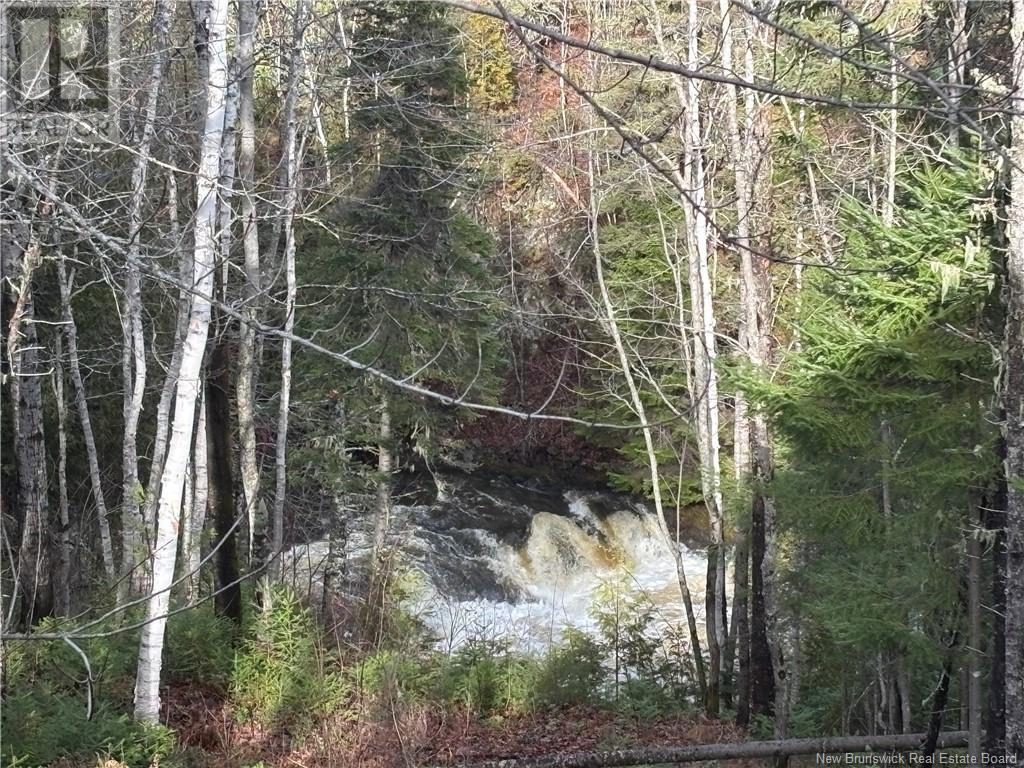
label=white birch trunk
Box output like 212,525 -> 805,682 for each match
237,0 -> 262,564
141,167 -> 190,574
133,0 -> 228,722
271,0 -> 308,578
685,0 -> 727,711
648,1 -> 726,707
372,392 -> 393,562
218,72 -> 239,302
719,0 -> 754,718
120,0 -> 175,596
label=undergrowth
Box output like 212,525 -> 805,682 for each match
2,575 -> 701,766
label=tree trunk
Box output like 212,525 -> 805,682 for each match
133,0 -> 227,723
237,0 -> 263,564
922,655 -> 955,758
882,23 -> 898,229
120,274 -> 147,594
217,73 -> 239,305
705,540 -> 720,715
52,336 -> 73,618
741,14 -> 780,726
587,152 -> 706,699
206,339 -> 242,625
120,0 -> 175,597
946,0 -> 969,146
897,657 -> 912,734
140,166 -> 191,590
185,390 -> 209,600
719,0 -> 760,722
373,391 -> 393,563
967,502 -> 983,758
6,225 -> 52,628
680,0 -> 726,715
722,564 -> 738,711
57,255 -> 116,580
270,0 -> 308,580
750,493 -> 775,717
733,529 -> 751,726
1003,0 -> 1024,756
987,470 -> 1008,752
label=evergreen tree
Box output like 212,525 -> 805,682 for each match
292,1 -> 504,568
741,159 -> 999,734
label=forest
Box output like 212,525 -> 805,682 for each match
1,0 -> 1023,766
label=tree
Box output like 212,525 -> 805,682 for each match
133,0 -> 227,723
742,160 -> 998,739
295,0 -> 502,617
4,193 -> 52,627
1002,0 -> 1024,755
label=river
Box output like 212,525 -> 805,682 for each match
281,472 -> 714,651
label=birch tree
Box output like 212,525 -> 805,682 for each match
587,152 -> 707,698
719,0 -> 754,722
270,0 -> 308,578
140,164 -> 190,589
133,0 -> 228,723
120,0 -> 174,596
184,390 -> 210,601
647,0 -> 727,715
681,0 -> 727,716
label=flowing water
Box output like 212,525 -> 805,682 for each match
282,473 -> 713,651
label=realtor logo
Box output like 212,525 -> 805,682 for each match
1,0 -> 119,145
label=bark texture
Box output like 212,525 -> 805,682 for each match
185,390 -> 209,599
120,0 -> 174,596
6,223 -> 52,628
133,0 -> 227,723
237,0 -> 263,562
1004,0 -> 1024,756
52,338 -> 72,617
57,256 -> 116,579
206,340 -> 242,625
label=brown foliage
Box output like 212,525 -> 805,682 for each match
166,683 -> 742,768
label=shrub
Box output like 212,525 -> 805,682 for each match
230,588 -> 349,733
611,677 -> 674,719
435,639 -> 535,714
0,614 -> 194,766
533,629 -> 604,708
1,690 -> 175,767
591,577 -> 695,710
354,648 -> 437,704
163,605 -> 236,687
5,617 -> 140,708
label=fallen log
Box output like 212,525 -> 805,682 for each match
442,730 -> 969,768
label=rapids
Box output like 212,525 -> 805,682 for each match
281,473 -> 714,651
